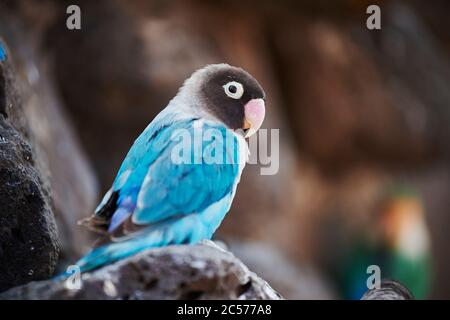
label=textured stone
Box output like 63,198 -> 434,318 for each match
362,280 -> 414,300
0,243 -> 283,300
0,42 -> 59,292
0,4 -> 99,271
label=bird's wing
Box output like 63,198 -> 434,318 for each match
84,116 -> 242,238
80,111 -> 179,233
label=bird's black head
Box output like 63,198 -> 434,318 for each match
197,64 -> 266,137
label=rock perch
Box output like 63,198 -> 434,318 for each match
0,243 -> 283,300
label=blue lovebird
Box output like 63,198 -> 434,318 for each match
75,64 -> 266,273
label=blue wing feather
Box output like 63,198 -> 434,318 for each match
0,42 -> 6,61
108,115 -> 239,226
133,123 -> 239,224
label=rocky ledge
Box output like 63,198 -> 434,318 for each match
0,243 -> 283,300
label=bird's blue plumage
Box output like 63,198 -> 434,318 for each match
75,111 -> 243,273
0,42 -> 6,61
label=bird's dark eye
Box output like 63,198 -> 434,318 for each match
223,81 -> 244,99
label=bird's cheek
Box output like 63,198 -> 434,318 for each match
244,98 -> 265,137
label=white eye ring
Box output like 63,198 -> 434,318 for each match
223,81 -> 244,99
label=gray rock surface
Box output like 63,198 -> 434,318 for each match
0,42 -> 59,292
361,280 -> 414,300
1,244 -> 283,300
0,11 -> 98,289
0,6 -> 99,274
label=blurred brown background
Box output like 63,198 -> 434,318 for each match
1,0 -> 449,299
